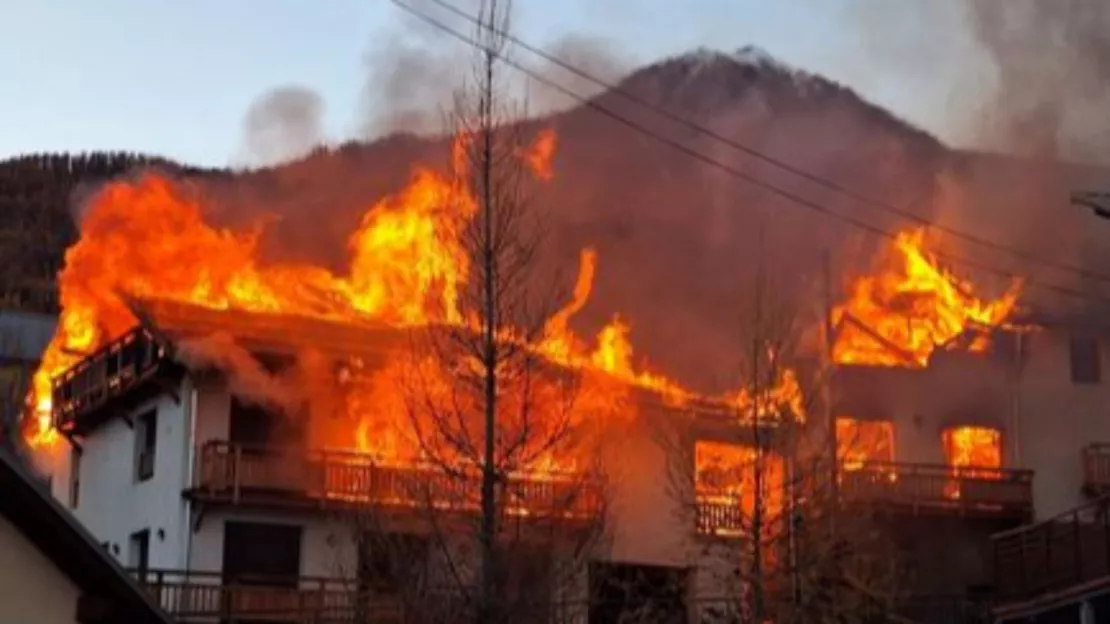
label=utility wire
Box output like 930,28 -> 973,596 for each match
391,0 -> 1110,306
421,0 -> 1110,288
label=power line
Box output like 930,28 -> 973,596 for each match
420,0 -> 1110,288
390,0 -> 1110,306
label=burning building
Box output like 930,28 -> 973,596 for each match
16,46 -> 1110,622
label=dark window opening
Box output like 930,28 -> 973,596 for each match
1069,335 -> 1101,384
498,546 -> 554,621
129,529 -> 150,580
135,409 -> 157,482
68,447 -> 80,508
589,562 -> 688,623
228,396 -> 304,448
357,533 -> 429,595
222,521 -> 302,585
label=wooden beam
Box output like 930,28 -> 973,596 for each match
840,313 -> 919,365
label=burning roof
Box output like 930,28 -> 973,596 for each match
26,129 -> 807,456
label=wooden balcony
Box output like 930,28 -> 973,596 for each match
132,569 -> 400,623
1083,444 -> 1110,496
992,498 -> 1110,613
52,327 -> 177,436
189,441 -> 602,523
840,461 -> 1033,519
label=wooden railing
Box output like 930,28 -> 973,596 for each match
993,497 -> 1110,605
192,440 -> 602,520
840,461 -> 1033,518
695,497 -> 744,536
131,569 -> 399,623
52,327 -> 168,433
1084,444 -> 1110,495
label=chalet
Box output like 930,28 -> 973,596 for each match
40,298 -> 789,623
0,447 -> 173,624
44,294 -> 1110,622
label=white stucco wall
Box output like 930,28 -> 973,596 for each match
70,378 -> 194,571
0,514 -> 82,624
188,509 -> 357,579
1015,330 -> 1110,519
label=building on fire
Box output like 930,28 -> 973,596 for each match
28,288 -> 1110,623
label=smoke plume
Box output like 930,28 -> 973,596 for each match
845,0 -> 1110,164
239,86 -> 326,167
175,333 -> 300,412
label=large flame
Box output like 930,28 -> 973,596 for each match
27,130 -> 804,456
832,228 -> 1022,367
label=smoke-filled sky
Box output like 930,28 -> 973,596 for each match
2,0 -> 1107,166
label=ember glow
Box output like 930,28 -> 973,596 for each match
695,440 -> 785,538
943,425 -> 1002,475
832,228 -> 1022,367
836,417 -> 895,471
26,129 -> 803,453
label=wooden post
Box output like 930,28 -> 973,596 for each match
232,444 -> 242,504
1075,511 -> 1083,585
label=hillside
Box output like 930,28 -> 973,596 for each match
0,47 -> 1037,392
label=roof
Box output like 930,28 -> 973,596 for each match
0,449 -> 174,624
0,310 -> 55,361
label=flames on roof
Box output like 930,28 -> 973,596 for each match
26,129 -> 807,465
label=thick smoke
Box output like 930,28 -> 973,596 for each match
970,1 -> 1110,163
239,86 -> 326,167
526,34 -> 634,114
175,333 -> 300,412
846,0 -> 1110,164
358,1 -> 631,138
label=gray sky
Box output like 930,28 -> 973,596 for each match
0,0 -> 987,166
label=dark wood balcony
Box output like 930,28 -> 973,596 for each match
52,327 -> 178,436
189,440 -> 602,523
992,498 -> 1110,615
1083,444 -> 1110,496
840,461 -> 1033,519
132,569 -> 400,623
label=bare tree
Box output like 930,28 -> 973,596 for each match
336,1 -> 611,621
661,249 -> 904,624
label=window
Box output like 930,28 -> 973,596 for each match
1069,335 -> 1101,384
68,447 -> 81,509
134,409 -> 157,482
941,426 -> 1002,474
222,521 -> 302,585
836,417 -> 896,470
128,529 -> 150,579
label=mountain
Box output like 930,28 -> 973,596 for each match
0,47 -> 1031,391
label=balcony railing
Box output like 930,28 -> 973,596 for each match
52,327 -> 170,434
1084,444 -> 1110,496
992,498 -> 1110,606
695,496 -> 744,536
840,461 -> 1033,518
131,569 -> 399,623
191,440 -> 602,520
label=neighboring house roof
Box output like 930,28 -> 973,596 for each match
0,449 -> 173,624
0,310 -> 56,361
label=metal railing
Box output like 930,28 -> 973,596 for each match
192,440 -> 602,520
840,461 -> 1033,517
993,497 -> 1110,604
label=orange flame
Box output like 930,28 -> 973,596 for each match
832,228 -> 1021,367
836,417 -> 895,471
26,128 -> 804,457
695,440 -> 784,542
